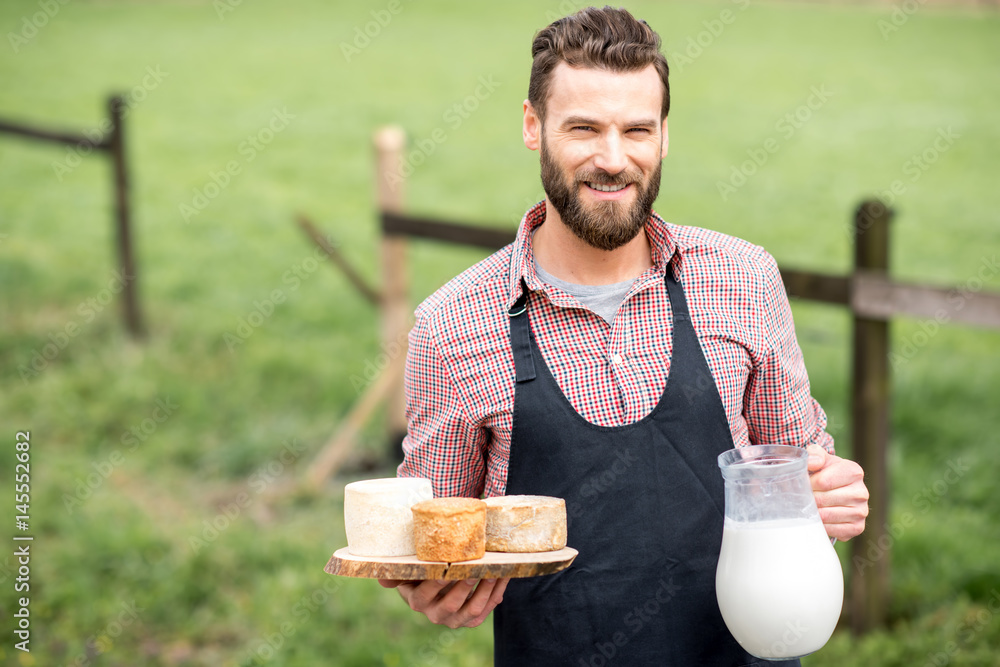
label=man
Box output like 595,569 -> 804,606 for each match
381,6 -> 869,665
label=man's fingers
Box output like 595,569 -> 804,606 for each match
428,579 -> 483,628
816,480 -> 869,542
814,478 -> 870,510
824,518 -> 867,542
432,578 -> 509,628
811,455 -> 869,543
491,578 -> 510,605
437,579 -> 479,616
819,505 -> 867,541
463,578 -> 510,628
817,504 -> 869,526
810,457 -> 865,492
403,579 -> 452,612
462,579 -> 496,618
386,577 -> 510,629
466,578 -> 508,619
483,578 -> 510,616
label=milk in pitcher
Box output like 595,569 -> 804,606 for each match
716,517 -> 844,660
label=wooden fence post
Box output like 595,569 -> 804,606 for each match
374,126 -> 409,460
108,95 -> 144,338
850,199 -> 893,633
300,127 -> 409,489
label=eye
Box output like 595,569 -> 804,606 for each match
571,126 -> 595,132
626,127 -> 651,134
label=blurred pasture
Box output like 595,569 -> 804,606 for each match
0,0 -> 998,665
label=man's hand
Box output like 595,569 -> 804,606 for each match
806,444 -> 869,541
378,577 -> 509,629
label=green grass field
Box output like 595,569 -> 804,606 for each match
1,0 -> 999,665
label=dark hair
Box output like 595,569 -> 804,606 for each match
528,6 -> 670,122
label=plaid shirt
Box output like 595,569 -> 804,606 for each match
398,202 -> 834,498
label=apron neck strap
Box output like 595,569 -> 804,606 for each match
508,278 -> 537,383
665,259 -> 691,322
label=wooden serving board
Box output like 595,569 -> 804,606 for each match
325,546 -> 578,580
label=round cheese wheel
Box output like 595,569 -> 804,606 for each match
411,497 -> 487,562
344,477 -> 433,557
485,495 -> 567,553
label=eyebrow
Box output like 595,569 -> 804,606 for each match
560,115 -> 659,130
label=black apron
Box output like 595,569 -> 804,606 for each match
494,265 -> 800,667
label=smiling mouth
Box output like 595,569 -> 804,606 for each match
586,182 -> 630,193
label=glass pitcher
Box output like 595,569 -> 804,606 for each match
715,445 -> 844,661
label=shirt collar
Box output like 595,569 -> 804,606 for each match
506,201 -> 678,310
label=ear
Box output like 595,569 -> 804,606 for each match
523,100 -> 541,151
660,116 -> 669,159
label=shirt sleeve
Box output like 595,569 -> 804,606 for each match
396,313 -> 489,498
744,253 -> 835,455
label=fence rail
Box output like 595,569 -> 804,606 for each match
382,210 -> 1000,328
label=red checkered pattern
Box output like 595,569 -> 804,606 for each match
398,202 -> 834,498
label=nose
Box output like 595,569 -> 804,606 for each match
592,130 -> 628,175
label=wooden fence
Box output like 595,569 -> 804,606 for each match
304,125 -> 1000,634
0,95 -> 143,338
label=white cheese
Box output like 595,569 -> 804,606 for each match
344,477 -> 433,557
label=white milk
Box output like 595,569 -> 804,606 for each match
716,517 -> 844,660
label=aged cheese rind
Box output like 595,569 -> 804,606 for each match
411,497 -> 487,562
344,478 -> 433,557
485,495 -> 567,553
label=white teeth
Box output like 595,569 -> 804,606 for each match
588,182 -> 627,192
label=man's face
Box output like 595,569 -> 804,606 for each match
525,62 -> 669,251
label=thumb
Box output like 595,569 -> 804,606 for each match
806,444 -> 827,473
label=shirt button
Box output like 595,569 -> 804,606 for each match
610,353 -> 624,366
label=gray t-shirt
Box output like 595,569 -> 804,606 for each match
534,261 -> 635,324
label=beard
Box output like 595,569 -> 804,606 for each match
539,136 -> 661,251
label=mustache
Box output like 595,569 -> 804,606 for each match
575,169 -> 643,187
